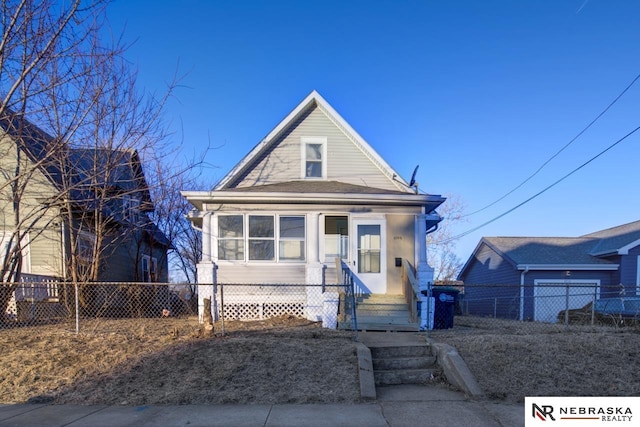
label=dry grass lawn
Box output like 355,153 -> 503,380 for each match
430,316 -> 640,402
0,316 -> 359,405
1,315 -> 639,405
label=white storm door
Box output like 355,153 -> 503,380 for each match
352,219 -> 386,294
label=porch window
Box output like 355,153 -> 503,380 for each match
218,215 -> 244,260
279,216 -> 305,261
248,215 -> 275,261
324,216 -> 348,262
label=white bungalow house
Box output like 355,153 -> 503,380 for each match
182,91 -> 445,330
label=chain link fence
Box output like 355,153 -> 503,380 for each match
443,283 -> 640,333
1,280 -> 352,335
1,281 -> 198,331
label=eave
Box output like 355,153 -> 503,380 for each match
181,190 -> 445,211
516,264 -> 619,271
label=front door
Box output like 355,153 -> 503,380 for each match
351,219 -> 386,294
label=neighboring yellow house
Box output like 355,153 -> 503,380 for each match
183,91 -> 445,329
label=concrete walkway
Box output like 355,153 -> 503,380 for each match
0,384 -> 523,426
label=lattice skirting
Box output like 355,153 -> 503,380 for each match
220,302 -> 306,320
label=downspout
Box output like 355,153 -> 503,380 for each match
520,266 -> 529,321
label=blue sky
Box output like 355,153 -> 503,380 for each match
106,0 -> 640,262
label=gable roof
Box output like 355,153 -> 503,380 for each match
0,111 -> 152,210
581,220 -> 640,256
481,236 -> 616,267
458,221 -> 640,279
215,90 -> 411,193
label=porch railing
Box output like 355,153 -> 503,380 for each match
401,259 -> 420,324
15,274 -> 61,301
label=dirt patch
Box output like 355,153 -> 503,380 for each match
0,316 -> 360,405
430,316 -> 640,402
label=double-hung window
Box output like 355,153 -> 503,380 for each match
218,215 -> 244,260
302,137 -> 327,179
279,216 -> 305,261
248,215 -> 275,261
142,255 -> 158,282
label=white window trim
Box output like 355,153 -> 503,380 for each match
0,232 -> 31,273
216,213 -> 307,263
122,195 -> 140,222
301,136 -> 327,179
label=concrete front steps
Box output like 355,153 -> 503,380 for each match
355,294 -> 420,332
359,332 -> 441,387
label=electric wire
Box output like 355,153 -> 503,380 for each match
463,71 -> 640,218
439,125 -> 640,244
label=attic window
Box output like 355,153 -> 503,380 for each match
301,137 -> 327,179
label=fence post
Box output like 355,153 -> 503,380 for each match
591,286 -> 597,325
75,282 -> 79,334
220,282 -> 225,336
564,285 -> 570,326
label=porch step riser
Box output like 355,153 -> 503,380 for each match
357,323 -> 420,332
356,311 -> 411,318
356,316 -> 413,324
370,345 -> 432,359
374,369 -> 438,386
373,356 -> 437,370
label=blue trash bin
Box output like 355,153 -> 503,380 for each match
429,287 -> 459,329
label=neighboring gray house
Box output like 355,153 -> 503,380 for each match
458,220 -> 640,322
183,90 -> 445,327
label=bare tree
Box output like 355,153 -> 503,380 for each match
0,0 -> 185,318
427,193 -> 467,282
0,0 -> 109,314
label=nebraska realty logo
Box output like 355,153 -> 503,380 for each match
525,397 -> 639,426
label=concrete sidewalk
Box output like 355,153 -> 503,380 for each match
0,385 -> 523,427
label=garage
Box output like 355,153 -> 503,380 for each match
533,280 -> 600,323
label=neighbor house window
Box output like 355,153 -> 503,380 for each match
301,137 -> 327,179
279,216 -> 305,261
248,215 -> 275,261
122,195 -> 140,222
142,255 -> 158,282
218,215 -> 244,260
76,231 -> 94,263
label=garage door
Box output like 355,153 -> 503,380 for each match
534,280 -> 599,323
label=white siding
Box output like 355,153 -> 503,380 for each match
216,264 -> 306,284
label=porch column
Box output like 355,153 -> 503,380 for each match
202,211 -> 212,262
197,211 -> 217,323
417,213 -> 435,330
305,212 -> 323,321
416,213 -> 434,292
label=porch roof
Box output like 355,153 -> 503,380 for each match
182,180 -> 445,211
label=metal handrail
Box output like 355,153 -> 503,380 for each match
338,260 -> 358,340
